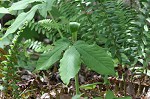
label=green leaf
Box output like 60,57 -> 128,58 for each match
80,82 -> 102,90
36,39 -> 70,70
0,14 -> 4,19
121,53 -> 130,63
50,6 -> 61,18
114,96 -> 132,99
2,5 -> 39,39
105,90 -> 115,99
0,36 -> 11,48
144,25 -> 148,32
9,0 -> 45,11
146,18 -> 150,23
59,46 -> 81,85
0,7 -> 9,13
144,32 -> 150,38
38,0 -> 56,18
74,41 -> 115,75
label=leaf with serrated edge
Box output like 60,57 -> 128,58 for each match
36,39 -> 70,70
59,46 -> 81,85
74,41 -> 115,75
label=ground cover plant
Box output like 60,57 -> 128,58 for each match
0,0 -> 150,98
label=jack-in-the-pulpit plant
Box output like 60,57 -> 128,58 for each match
0,0 -> 118,98
36,22 -> 115,95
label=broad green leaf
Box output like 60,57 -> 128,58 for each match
9,0 -> 45,11
36,39 -> 70,70
74,41 -> 115,75
59,46 -> 81,85
1,5 -> 39,39
105,90 -> 115,99
0,7 -> 9,13
38,0 -> 56,18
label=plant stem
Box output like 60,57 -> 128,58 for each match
75,73 -> 80,95
72,28 -> 80,95
48,12 -> 64,38
72,32 -> 77,42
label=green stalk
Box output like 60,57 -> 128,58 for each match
72,30 -> 80,95
75,73 -> 80,95
72,32 -> 77,42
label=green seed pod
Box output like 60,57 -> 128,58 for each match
69,22 -> 80,33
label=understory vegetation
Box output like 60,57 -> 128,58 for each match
0,0 -> 150,99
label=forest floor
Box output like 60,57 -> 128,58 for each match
7,65 -> 149,99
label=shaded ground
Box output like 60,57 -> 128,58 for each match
4,65 -> 149,99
